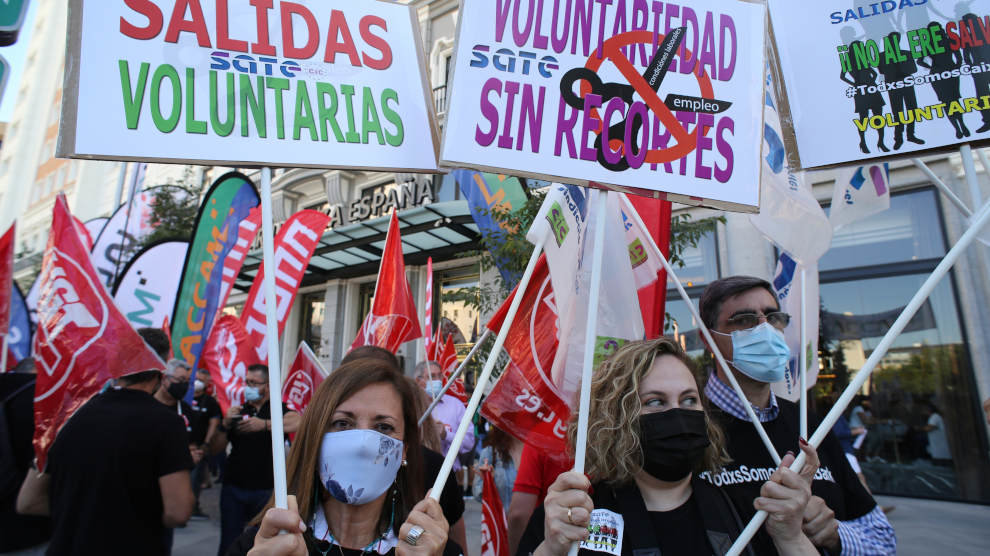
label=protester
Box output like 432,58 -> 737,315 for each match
191,367 -> 223,518
153,359 -> 203,553
0,358 -> 50,553
414,361 -> 475,491
16,328 -> 194,556
475,425 -> 519,507
523,337 -> 821,556
698,276 -> 896,554
210,364 -> 302,556
341,345 -> 401,369
225,359 -> 457,556
508,444 -> 572,556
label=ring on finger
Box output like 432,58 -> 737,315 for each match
567,508 -> 573,524
404,525 -> 425,546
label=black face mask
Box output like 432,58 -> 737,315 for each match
167,380 -> 188,401
638,408 -> 711,482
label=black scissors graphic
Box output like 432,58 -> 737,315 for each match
559,27 -> 686,171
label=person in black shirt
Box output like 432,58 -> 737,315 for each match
227,359 -> 457,556
0,358 -> 50,552
210,363 -> 301,556
525,338 -> 819,556
15,328 -> 194,556
191,367 -> 222,518
698,276 -> 895,555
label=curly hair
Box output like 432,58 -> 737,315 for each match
568,337 -> 730,485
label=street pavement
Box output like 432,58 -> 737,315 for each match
169,490 -> 990,555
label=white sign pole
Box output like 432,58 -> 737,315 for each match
799,268 -> 808,440
0,334 -> 8,372
565,188 -> 609,556
726,195 -> 990,556
912,158 -> 974,218
419,328 -> 492,426
260,167 -> 288,510
619,193 -> 781,464
429,238 -> 546,500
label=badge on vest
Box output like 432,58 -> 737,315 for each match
580,509 -> 624,555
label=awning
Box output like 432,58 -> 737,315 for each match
235,200 -> 481,290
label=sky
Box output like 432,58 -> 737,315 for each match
0,0 -> 37,122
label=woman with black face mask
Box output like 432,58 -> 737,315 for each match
525,338 -> 821,556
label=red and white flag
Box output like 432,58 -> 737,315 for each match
282,342 -> 328,413
480,468 -> 510,556
480,256 -> 569,457
241,210 -> 330,364
350,212 -> 422,352
439,334 -> 466,404
200,314 -> 260,413
218,207 -> 261,310
0,222 -> 14,335
623,196 -> 672,338
32,195 -> 165,469
424,257 -> 433,356
70,216 -> 94,252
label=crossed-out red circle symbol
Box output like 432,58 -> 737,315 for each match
580,30 -> 716,164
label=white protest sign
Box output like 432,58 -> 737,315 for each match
441,0 -> 766,212
768,1 -> 990,169
60,0 -> 438,172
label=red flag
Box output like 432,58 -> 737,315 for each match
282,342 -> 328,413
424,257 -> 433,356
32,195 -> 165,469
626,197 -> 672,338
0,223 -> 14,335
350,212 -> 423,352
481,256 -> 569,457
161,316 -> 172,347
218,207 -> 261,310
241,210 -> 330,364
71,215 -> 94,252
439,334 -> 467,404
200,314 -> 259,413
480,468 -> 510,556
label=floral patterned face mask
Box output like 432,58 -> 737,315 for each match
318,429 -> 404,505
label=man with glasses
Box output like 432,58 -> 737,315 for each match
697,276 -> 895,555
209,364 -> 301,556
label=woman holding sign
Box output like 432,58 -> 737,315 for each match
525,338 -> 820,556
226,360 -> 457,556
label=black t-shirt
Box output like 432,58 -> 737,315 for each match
420,445 -> 465,526
46,388 -> 194,556
649,495 -> 711,555
0,373 -> 51,551
703,399 -> 877,555
190,393 -> 221,445
225,399 -> 291,490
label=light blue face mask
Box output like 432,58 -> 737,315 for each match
713,322 -> 790,383
425,379 -> 443,398
243,386 -> 262,402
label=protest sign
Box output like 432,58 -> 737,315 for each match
60,0 -> 438,172
768,1 -> 990,168
441,0 -> 766,211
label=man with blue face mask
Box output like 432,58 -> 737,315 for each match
209,364 -> 301,556
414,361 -> 475,493
698,276 -> 895,556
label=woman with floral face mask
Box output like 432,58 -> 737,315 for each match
226,360 -> 455,556
525,338 -> 821,556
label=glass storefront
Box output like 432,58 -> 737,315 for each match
816,188 -> 990,502
299,292 -> 325,358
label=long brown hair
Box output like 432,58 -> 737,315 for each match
567,337 -> 731,485
253,359 -> 424,533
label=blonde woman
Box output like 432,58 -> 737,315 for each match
528,338 -> 821,556
226,360 -> 456,556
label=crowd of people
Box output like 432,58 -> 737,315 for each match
0,275 -> 908,555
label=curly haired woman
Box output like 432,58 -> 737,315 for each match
525,338 -> 821,556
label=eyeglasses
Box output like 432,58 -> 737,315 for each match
725,311 -> 791,331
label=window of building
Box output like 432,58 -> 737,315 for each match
816,188 -> 988,503
299,292 -> 326,358
671,227 -> 720,287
